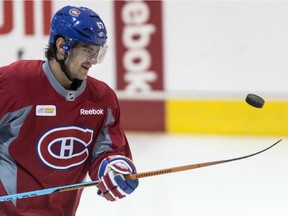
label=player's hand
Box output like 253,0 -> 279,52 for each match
97,155 -> 139,201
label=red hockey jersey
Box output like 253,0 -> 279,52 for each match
0,60 -> 132,215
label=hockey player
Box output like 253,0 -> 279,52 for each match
0,5 -> 139,215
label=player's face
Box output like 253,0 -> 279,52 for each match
65,43 -> 100,80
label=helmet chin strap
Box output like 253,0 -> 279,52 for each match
56,53 -> 82,91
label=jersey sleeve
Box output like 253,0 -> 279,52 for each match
88,92 -> 133,180
0,65 -> 26,126
1,62 -> 36,130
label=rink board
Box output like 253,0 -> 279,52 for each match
166,99 -> 288,135
120,99 -> 288,135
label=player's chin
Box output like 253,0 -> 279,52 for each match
79,74 -> 88,80
79,68 -> 89,79
75,72 -> 88,80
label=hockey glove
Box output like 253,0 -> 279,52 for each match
97,155 -> 139,201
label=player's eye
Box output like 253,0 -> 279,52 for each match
83,48 -> 94,55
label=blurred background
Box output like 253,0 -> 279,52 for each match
1,0 -> 288,215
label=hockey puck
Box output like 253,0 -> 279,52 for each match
245,94 -> 265,108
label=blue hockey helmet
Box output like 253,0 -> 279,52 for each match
49,5 -> 107,52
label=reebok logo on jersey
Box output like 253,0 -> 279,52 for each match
80,108 -> 104,115
36,105 -> 56,116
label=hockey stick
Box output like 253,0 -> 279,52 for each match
128,139 -> 281,180
0,179 -> 102,202
0,139 -> 281,202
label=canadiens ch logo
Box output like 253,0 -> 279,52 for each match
37,126 -> 94,169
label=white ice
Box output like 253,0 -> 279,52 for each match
77,133 -> 288,216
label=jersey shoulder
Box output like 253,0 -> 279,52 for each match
0,60 -> 45,98
86,76 -> 119,107
0,59 -> 44,81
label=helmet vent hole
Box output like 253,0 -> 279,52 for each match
74,29 -> 89,39
83,28 -> 94,36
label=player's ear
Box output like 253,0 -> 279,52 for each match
55,37 -> 66,59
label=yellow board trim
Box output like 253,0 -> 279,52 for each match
166,99 -> 288,135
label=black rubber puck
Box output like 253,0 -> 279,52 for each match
245,94 -> 265,108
